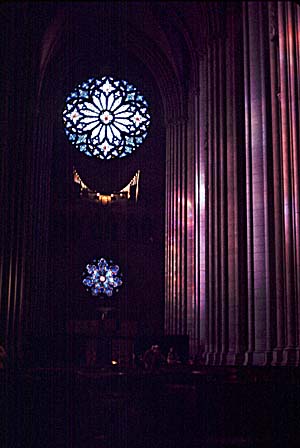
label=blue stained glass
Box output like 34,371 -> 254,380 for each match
111,277 -> 122,287
98,259 -> 107,271
63,76 -> 150,159
110,265 -> 119,274
79,90 -> 89,98
83,278 -> 93,287
86,264 -> 96,274
126,137 -> 134,145
82,257 -> 123,298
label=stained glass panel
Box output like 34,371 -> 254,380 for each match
63,76 -> 151,159
82,257 -> 123,298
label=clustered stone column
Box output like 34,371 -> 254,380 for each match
165,1 -> 300,365
165,117 -> 188,337
0,4 -> 52,364
25,115 -> 55,336
276,1 -> 300,365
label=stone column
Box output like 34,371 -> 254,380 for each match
218,36 -> 228,365
180,117 -> 188,336
268,2 -> 285,365
165,123 -> 172,335
285,1 -> 300,365
186,90 -> 196,354
294,3 -> 300,366
164,114 -> 189,340
212,38 -> 221,365
0,4 -> 45,364
259,3 -> 274,365
198,55 -> 207,355
206,40 -> 215,363
278,1 -> 297,365
189,86 -> 199,357
226,9 -> 239,365
243,2 -> 269,365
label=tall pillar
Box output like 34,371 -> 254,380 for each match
165,114 -> 189,340
268,2 -> 285,365
226,29 -> 236,364
212,38 -> 221,365
198,55 -> 207,355
164,1 -> 300,365
187,87 -> 196,353
218,37 -> 228,365
226,8 -> 241,365
294,3 -> 300,365
285,1 -> 300,365
165,124 -> 171,334
243,2 -> 269,365
180,117 -> 188,336
189,66 -> 207,357
0,4 -> 45,364
206,40 -> 215,363
278,1 -> 297,364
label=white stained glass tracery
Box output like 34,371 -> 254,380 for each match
63,76 -> 151,159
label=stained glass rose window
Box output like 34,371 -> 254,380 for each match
82,257 -> 123,297
63,76 -> 151,159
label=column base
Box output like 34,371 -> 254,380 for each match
224,351 -> 236,365
244,351 -> 253,366
205,352 -> 215,365
212,352 -> 221,365
263,350 -> 274,366
206,351 -> 245,365
271,348 -> 284,366
244,351 -> 266,365
219,352 -> 229,365
282,347 -> 297,366
234,352 -> 245,365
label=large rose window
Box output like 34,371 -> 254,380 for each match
63,76 -> 151,159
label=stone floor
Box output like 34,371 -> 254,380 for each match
1,366 -> 300,447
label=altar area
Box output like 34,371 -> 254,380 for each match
66,318 -> 138,368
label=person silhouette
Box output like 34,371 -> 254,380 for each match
167,347 -> 180,365
143,345 -> 165,371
